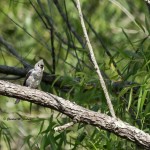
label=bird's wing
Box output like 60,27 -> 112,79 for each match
23,69 -> 33,86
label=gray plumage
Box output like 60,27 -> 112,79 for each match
15,59 -> 44,104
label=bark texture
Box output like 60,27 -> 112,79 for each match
0,80 -> 150,149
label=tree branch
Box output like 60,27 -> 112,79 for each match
75,0 -> 116,118
53,0 -> 85,48
0,65 -> 27,77
0,65 -> 69,91
54,121 -> 75,132
0,80 -> 150,149
0,36 -> 30,68
72,0 -> 123,79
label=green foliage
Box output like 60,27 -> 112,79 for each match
0,0 -> 150,149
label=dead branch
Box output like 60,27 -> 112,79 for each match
0,80 -> 150,149
75,0 -> 116,118
0,65 -> 70,91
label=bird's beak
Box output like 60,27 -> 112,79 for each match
41,65 -> 44,70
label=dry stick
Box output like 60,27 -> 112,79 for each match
71,0 -> 122,80
75,0 -> 116,118
54,121 -> 75,132
83,18 -> 123,79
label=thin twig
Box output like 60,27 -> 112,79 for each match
30,0 -> 56,74
53,0 -> 85,48
0,65 -> 70,92
0,36 -> 30,68
63,0 -> 82,70
29,0 -> 93,70
0,9 -> 43,47
72,0 -> 123,79
75,0 -> 116,118
54,121 -> 75,131
84,17 -> 123,79
50,27 -> 56,74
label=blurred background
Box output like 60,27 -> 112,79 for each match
0,0 -> 150,149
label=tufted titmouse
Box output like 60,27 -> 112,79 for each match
15,59 -> 44,104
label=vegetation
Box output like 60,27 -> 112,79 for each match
0,0 -> 150,149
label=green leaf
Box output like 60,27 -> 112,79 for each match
127,88 -> 133,111
136,87 -> 143,118
145,16 -> 150,34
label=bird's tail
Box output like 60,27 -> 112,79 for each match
15,99 -> 20,104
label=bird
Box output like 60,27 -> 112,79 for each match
15,59 -> 44,104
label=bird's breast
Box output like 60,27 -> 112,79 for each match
25,71 -> 43,88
